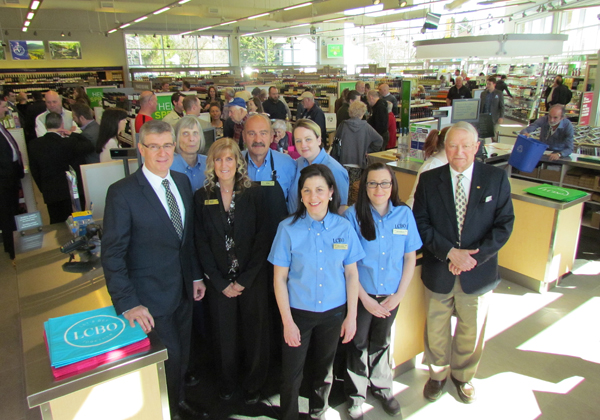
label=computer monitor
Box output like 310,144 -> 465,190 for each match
450,98 -> 480,124
202,127 -> 216,154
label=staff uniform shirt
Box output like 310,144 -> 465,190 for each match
344,203 -> 422,296
268,211 -> 365,312
243,149 -> 297,199
170,153 -> 207,192
287,148 -> 349,213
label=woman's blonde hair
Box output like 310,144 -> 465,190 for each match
203,137 -> 252,193
294,118 -> 321,138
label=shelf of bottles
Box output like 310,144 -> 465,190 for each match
279,82 -> 337,120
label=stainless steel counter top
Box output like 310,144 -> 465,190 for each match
15,224 -> 167,408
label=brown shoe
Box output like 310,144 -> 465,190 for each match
450,375 -> 476,404
423,378 -> 446,402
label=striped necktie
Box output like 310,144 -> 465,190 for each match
455,173 -> 467,242
162,179 -> 183,240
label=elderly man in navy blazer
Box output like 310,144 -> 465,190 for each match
102,120 -> 208,420
413,121 -> 514,404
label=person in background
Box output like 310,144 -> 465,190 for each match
171,116 -> 207,192
355,81 -> 368,107
520,104 -> 573,160
377,84 -> 399,116
365,83 -> 371,91
134,91 -> 157,133
367,90 -> 389,150
223,97 -> 249,149
479,76 -> 505,142
182,95 -> 211,131
299,92 -> 327,145
222,87 -> 236,120
163,92 -> 186,127
344,162 -> 421,420
337,90 -> 362,128
35,90 -> 78,137
268,164 -> 364,420
182,81 -> 191,92
72,87 -> 91,107
439,75 -> 448,88
2,89 -> 17,113
28,112 -> 93,223
271,119 -> 299,160
251,87 -> 262,100
209,102 -> 224,138
246,97 -> 264,114
262,86 -> 288,121
495,75 -> 512,98
14,92 -> 28,130
102,120 -> 208,420
194,137 -> 270,405
335,88 -> 349,113
461,71 -> 469,81
71,103 -> 100,164
25,91 -> 47,142
295,87 -> 314,121
203,86 -> 222,112
335,101 -> 382,170
0,98 -> 24,261
96,108 -> 128,163
161,82 -> 171,92
259,89 -> 268,103
386,101 -> 397,150
406,127 -> 450,208
288,119 -> 349,214
446,77 -> 472,106
413,121 -> 514,406
545,75 -> 573,107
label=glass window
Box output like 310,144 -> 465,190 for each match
240,36 -> 316,66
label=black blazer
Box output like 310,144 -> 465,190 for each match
194,184 -> 269,293
28,132 -> 93,204
413,162 -> 514,295
102,169 -> 202,317
0,128 -> 24,184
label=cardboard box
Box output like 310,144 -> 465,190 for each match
539,169 -> 561,182
579,175 -> 596,189
517,167 -> 540,178
591,192 -> 600,203
591,211 -> 600,229
564,174 -> 580,186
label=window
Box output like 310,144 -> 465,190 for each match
125,34 -> 230,68
239,36 -> 316,66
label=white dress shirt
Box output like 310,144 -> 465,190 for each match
142,165 -> 185,223
449,163 -> 474,203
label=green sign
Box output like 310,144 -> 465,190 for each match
153,93 -> 174,120
400,80 -> 411,130
327,44 -> 344,59
523,184 -> 587,202
86,87 -> 104,109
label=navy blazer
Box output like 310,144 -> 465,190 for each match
413,162 -> 514,295
194,184 -> 269,293
102,168 -> 202,317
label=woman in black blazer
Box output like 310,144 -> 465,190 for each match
194,137 -> 270,404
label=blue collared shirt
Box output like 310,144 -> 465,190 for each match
243,149 -> 297,199
520,117 -> 574,157
170,153 -> 208,192
344,203 -> 422,296
268,211 -> 365,312
287,148 -> 349,213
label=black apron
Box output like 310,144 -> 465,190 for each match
246,151 -> 288,242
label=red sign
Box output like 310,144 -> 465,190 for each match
579,92 -> 594,126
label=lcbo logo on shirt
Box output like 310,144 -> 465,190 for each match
333,237 -> 348,250
64,315 -> 126,348
395,223 -> 408,230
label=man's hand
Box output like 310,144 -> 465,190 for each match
231,281 -> 245,293
222,282 -> 242,298
124,305 -> 154,333
381,294 -> 402,312
548,152 -> 560,161
193,281 -> 206,301
340,316 -> 357,344
283,320 -> 301,347
449,262 -> 462,276
521,132 -> 530,138
498,118 -> 503,124
361,295 -> 391,318
448,248 -> 479,273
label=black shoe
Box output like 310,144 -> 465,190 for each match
244,390 -> 261,405
185,372 -> 200,387
423,378 -> 447,402
219,388 -> 234,401
347,404 -> 364,420
178,400 -> 209,420
381,398 -> 402,417
450,375 -> 476,404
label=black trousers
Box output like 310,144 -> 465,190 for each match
0,182 -> 20,259
47,199 -> 72,224
154,294 -> 193,415
345,296 -> 400,406
281,306 -> 345,420
207,268 -> 270,394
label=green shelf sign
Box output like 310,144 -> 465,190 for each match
327,44 -> 343,59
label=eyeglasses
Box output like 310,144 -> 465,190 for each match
141,142 -> 175,152
366,181 -> 392,189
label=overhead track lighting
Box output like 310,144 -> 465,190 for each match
373,0 -> 381,4
61,31 -> 65,36
399,0 -> 408,6
284,2 -> 312,11
154,7 -> 170,15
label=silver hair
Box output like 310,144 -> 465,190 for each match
367,89 -> 380,99
446,121 -> 479,145
271,119 -> 287,132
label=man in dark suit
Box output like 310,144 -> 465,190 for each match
71,103 -> 100,163
28,112 -> 93,224
413,121 -> 514,404
367,90 -> 389,150
101,120 -> 208,420
0,99 -> 24,260
545,75 -> 573,108
479,76 -> 505,141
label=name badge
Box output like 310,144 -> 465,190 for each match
204,199 -> 219,205
393,229 -> 408,235
333,243 -> 348,250
261,181 -> 275,186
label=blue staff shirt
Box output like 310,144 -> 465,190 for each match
170,153 -> 208,192
344,203 -> 422,296
287,148 -> 349,213
268,211 -> 365,312
243,149 -> 297,199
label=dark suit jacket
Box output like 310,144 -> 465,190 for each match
28,132 -> 93,204
413,162 -> 514,295
479,89 -> 505,124
81,120 -> 100,164
0,127 -> 24,185
368,99 -> 388,136
102,169 -> 202,317
194,184 -> 269,293
547,84 -> 572,107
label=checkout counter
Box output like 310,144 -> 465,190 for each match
16,224 -> 170,420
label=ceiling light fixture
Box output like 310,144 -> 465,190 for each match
154,7 -> 171,15
399,0 -> 408,6
108,29 -> 118,34
373,0 -> 381,4
61,31 -> 65,36
30,1 -> 40,10
248,12 -> 269,19
134,16 -> 148,23
24,21 -> 31,26
284,2 -> 312,11
289,23 -> 310,28
22,27 -> 28,32
120,23 -> 131,29
220,20 -> 238,25
179,0 -> 191,3
323,17 -> 347,22
27,12 -> 34,19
